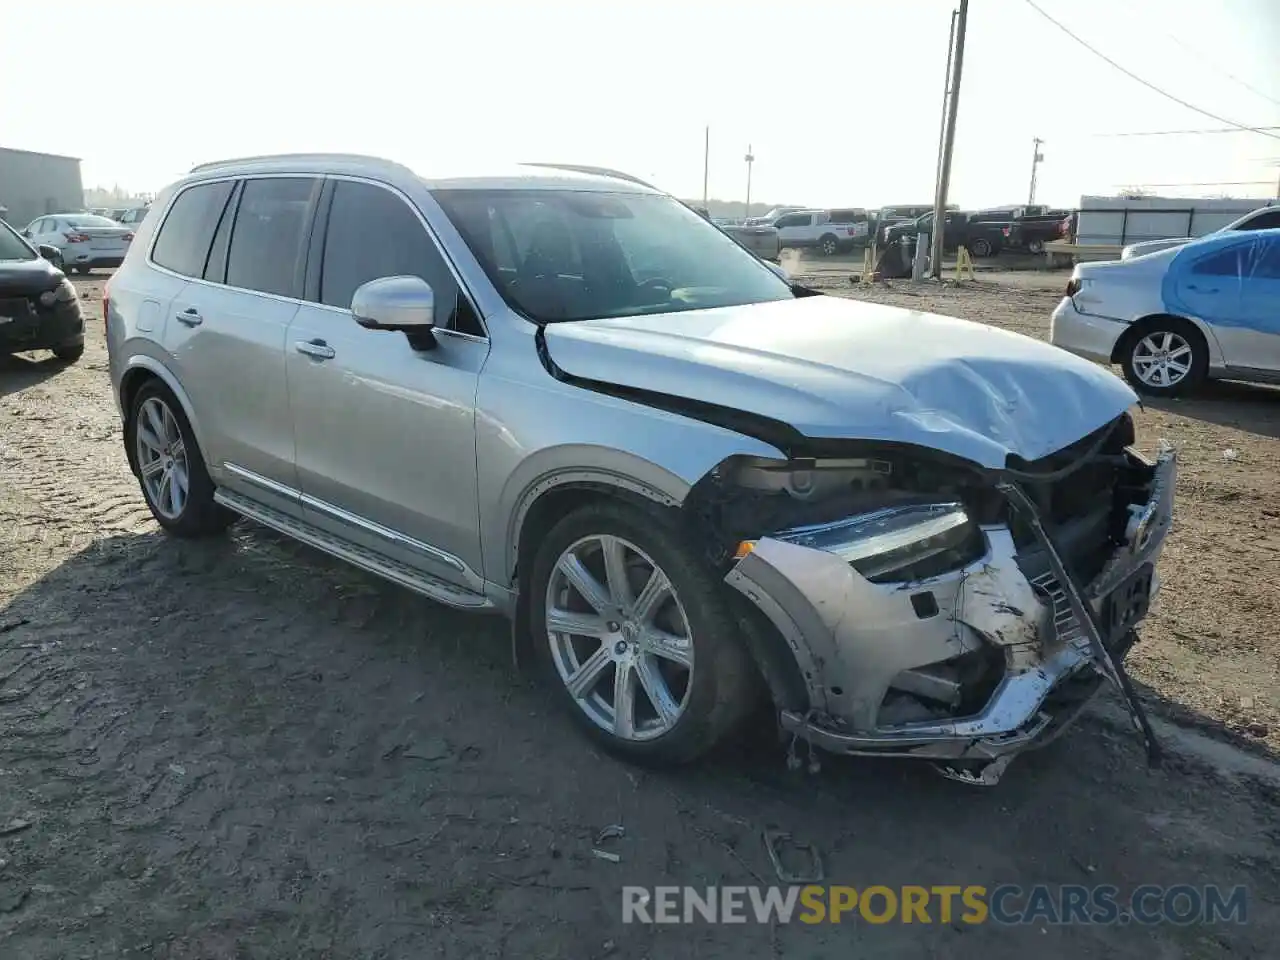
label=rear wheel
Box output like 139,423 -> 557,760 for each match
530,500 -> 756,765
969,237 -> 993,257
1027,238 -> 1046,255
1120,319 -> 1208,397
126,381 -> 235,537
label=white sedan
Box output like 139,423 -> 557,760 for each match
1051,228 -> 1280,396
21,213 -> 133,275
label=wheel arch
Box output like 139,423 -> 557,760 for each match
119,357 -> 208,475
1109,312 -> 1223,367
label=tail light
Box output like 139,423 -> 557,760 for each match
1065,278 -> 1081,297
64,232 -> 90,243
1001,226 -> 1010,237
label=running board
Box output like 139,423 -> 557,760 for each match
214,489 -> 494,611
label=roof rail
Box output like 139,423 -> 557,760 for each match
188,152 -> 411,174
521,162 -> 660,191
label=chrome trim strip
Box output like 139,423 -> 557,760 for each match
221,462 -> 466,575
298,492 -> 467,573
222,462 -> 301,501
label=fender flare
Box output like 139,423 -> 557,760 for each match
120,355 -> 209,468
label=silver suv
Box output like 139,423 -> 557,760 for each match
106,153 -> 1176,784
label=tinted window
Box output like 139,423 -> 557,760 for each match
1241,210 -> 1280,231
1252,238 -> 1280,280
828,209 -> 867,223
318,181 -> 468,333
225,178 -> 315,298
151,181 -> 234,278
1191,245 -> 1245,277
773,213 -> 809,228
436,189 -> 792,324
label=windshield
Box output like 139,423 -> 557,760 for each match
0,220 -> 37,261
434,189 -> 793,323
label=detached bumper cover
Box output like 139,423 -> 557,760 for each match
726,448 -> 1176,763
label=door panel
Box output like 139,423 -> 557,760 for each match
162,282 -> 300,509
286,313 -> 487,585
286,177 -> 488,587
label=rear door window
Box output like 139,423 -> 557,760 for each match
151,181 -> 235,278
225,177 -> 318,298
1240,209 -> 1280,231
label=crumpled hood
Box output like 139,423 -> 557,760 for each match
542,295 -> 1138,468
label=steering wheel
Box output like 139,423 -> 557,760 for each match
638,276 -> 675,297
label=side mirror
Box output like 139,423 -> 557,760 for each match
37,244 -> 62,265
763,259 -> 790,282
351,275 -> 437,349
22,231 -> 32,239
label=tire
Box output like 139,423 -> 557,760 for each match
819,234 -> 839,256
73,265 -> 91,276
1120,318 -> 1208,398
126,380 -> 235,537
51,343 -> 84,363
969,237 -> 993,258
529,500 -> 757,765
1027,238 -> 1045,255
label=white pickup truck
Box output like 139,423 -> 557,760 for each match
770,208 -> 871,256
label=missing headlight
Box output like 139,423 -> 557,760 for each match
775,503 -> 986,583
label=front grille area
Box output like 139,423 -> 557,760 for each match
1031,571 -> 1085,646
0,297 -> 34,323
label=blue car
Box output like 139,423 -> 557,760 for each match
1051,227 -> 1280,396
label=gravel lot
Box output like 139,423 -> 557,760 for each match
0,271 -> 1277,958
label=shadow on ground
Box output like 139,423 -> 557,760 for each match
0,526 -> 1276,958
1145,379 -> 1280,441
0,354 -> 70,400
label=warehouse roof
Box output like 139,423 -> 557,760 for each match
0,145 -> 82,162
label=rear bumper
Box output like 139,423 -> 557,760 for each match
725,448 -> 1176,775
60,246 -> 127,269
1050,297 -> 1128,364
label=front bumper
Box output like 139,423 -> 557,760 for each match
726,447 -> 1176,771
0,299 -> 85,353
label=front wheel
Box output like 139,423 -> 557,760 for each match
1027,238 -> 1046,255
51,343 -> 84,363
530,501 -> 757,765
1120,320 -> 1207,397
819,234 -> 839,256
969,237 -> 993,258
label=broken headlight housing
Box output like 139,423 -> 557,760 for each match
775,503 -> 985,583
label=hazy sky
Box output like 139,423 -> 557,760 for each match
5,0 -> 1278,208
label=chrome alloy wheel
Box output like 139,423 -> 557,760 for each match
134,396 -> 189,520
545,535 -> 694,741
1133,331 -> 1193,388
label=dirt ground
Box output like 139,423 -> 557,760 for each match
0,271 -> 1277,959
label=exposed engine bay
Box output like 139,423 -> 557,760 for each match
683,411 -> 1175,785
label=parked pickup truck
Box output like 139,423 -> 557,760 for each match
693,207 -> 781,262
771,208 -> 872,255
1005,208 -> 1072,254
881,211 -> 1010,257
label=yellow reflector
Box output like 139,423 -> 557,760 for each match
734,540 -> 757,560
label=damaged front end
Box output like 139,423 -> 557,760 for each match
687,412 -> 1176,785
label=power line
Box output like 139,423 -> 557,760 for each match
1090,126 -> 1280,138
1155,28 -> 1280,109
1022,0 -> 1280,141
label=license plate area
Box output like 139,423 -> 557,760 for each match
1103,562 -> 1153,645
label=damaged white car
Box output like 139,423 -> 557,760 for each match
106,155 -> 1174,786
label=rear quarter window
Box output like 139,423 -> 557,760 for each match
151,181 -> 235,278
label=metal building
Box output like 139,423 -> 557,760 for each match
0,146 -> 84,228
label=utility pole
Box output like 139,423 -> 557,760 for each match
933,9 -> 959,198
702,126 -> 710,209
1028,137 -> 1045,205
744,145 -> 755,219
930,0 -> 968,279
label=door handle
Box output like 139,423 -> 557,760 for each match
295,338 -> 336,360
176,307 -> 203,326
1186,284 -> 1219,294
